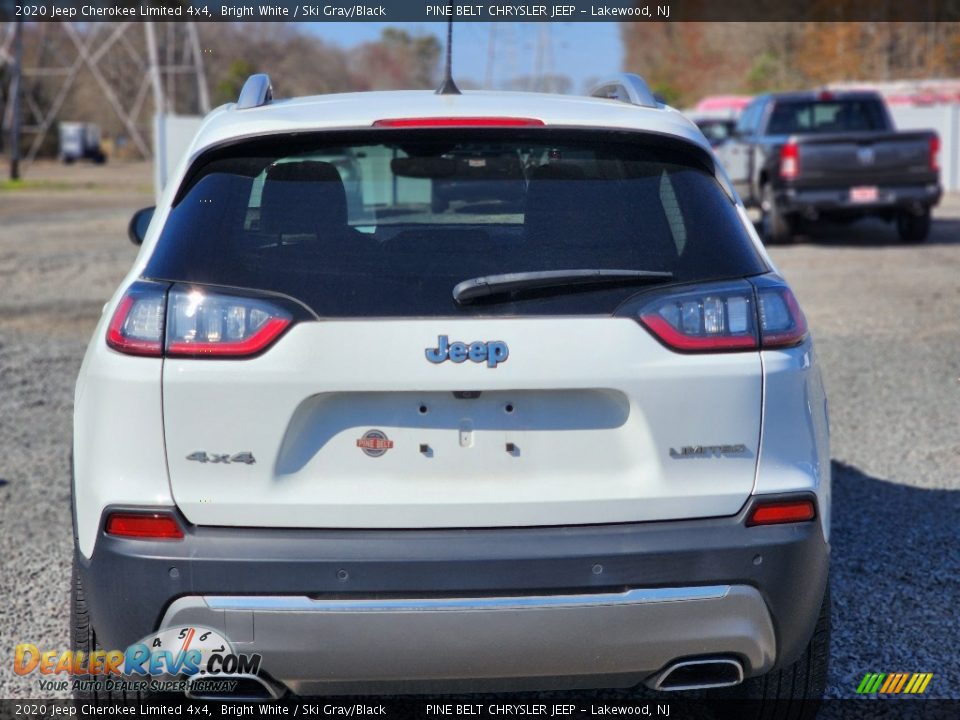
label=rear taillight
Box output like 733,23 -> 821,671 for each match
639,281 -> 758,352
634,278 -> 808,353
106,282 -> 166,357
166,288 -> 291,357
747,499 -> 816,526
755,283 -> 808,348
105,511 -> 184,539
929,135 -> 940,172
106,283 -> 293,358
780,141 -> 800,180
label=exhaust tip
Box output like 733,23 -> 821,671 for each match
650,658 -> 744,692
185,673 -> 283,701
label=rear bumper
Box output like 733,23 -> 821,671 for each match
164,586 -> 773,695
78,493 -> 829,694
776,182 -> 941,214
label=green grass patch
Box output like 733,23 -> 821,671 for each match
0,178 -> 76,191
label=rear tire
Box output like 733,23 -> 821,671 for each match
760,184 -> 795,245
72,556 -> 144,701
728,581 -> 831,720
896,209 -> 931,244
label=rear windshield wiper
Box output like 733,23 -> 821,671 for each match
453,269 -> 675,304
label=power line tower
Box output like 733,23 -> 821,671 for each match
532,24 -> 556,92
485,22 -> 521,90
0,21 -> 209,166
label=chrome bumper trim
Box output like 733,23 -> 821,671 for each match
204,585 -> 730,612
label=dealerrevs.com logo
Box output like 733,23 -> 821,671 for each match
14,626 -> 262,695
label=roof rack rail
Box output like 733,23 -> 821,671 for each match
236,74 -> 273,110
589,73 -> 658,109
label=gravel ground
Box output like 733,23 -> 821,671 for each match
1,162 -> 958,708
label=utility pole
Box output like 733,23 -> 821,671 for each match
9,19 -> 22,180
485,23 -> 497,90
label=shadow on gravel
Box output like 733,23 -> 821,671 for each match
755,216 -> 960,247
827,460 -> 960,700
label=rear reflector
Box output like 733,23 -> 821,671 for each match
747,500 -> 816,526
372,117 -> 545,128
105,512 -> 184,540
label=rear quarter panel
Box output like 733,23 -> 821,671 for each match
756,339 -> 831,541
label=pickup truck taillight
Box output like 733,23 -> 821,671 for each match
779,141 -> 800,180
107,281 -> 293,358
633,278 -> 808,353
930,135 -> 940,172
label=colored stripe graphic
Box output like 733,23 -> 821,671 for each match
857,672 -> 932,694
856,674 -> 874,694
879,674 -> 896,693
859,673 -> 885,693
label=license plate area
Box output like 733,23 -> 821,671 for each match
850,186 -> 879,203
277,389 -> 632,474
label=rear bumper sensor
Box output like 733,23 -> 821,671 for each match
160,585 -> 772,696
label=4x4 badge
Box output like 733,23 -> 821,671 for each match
186,451 -> 256,465
357,429 -> 394,457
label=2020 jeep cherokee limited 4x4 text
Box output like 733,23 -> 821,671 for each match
72,73 -> 830,710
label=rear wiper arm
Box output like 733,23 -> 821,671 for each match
453,269 -> 674,304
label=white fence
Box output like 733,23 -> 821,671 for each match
889,104 -> 960,192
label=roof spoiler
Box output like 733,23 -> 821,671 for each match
236,74 -> 273,110
588,73 -> 658,109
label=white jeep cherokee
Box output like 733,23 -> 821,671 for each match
72,74 -> 831,708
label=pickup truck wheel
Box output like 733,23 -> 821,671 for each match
72,556 -> 145,701
721,581 -> 830,720
896,209 -> 931,244
760,184 -> 794,244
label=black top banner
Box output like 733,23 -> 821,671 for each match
1,0 -> 959,22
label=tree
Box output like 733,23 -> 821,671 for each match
350,28 -> 442,90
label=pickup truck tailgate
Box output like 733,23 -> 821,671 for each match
794,131 -> 937,187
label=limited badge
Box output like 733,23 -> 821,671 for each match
356,429 -> 394,457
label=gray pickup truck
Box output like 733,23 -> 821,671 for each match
716,90 -> 941,243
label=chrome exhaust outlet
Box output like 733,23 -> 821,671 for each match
649,658 -> 744,691
185,672 -> 283,701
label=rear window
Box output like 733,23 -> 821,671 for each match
145,130 -> 767,317
767,99 -> 889,135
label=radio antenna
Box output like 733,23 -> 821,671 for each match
436,4 -> 461,95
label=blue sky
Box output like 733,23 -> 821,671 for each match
304,22 -> 623,93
